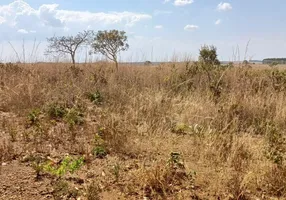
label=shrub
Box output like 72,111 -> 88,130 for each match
64,107 -> 84,127
93,146 -> 107,159
27,108 -> 41,127
43,156 -> 85,177
86,90 -> 103,105
47,103 -> 67,120
86,181 -> 101,200
143,153 -> 189,199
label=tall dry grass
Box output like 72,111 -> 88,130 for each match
1,61 -> 286,199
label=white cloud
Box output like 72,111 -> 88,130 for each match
155,25 -> 163,29
217,2 -> 232,11
215,19 -> 221,25
0,16 -> 6,24
153,10 -> 173,16
184,24 -> 199,31
0,0 -> 152,37
55,10 -> 151,27
17,29 -> 28,34
174,0 -> 194,6
163,0 -> 171,4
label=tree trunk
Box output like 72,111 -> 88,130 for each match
71,53 -> 75,66
115,60 -> 119,71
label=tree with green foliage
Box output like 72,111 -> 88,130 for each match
199,45 -> 220,66
91,30 -> 129,70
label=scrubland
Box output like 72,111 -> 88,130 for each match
1,61 -> 286,199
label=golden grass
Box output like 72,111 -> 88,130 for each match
1,62 -> 286,199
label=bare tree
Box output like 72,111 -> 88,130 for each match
91,30 -> 129,70
46,30 -> 93,65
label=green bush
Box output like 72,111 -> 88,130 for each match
86,90 -> 103,105
43,156 -> 84,177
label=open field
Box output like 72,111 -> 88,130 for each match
1,62 -> 286,199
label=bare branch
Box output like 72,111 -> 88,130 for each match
45,30 -> 94,64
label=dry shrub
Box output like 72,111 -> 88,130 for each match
98,115 -> 135,157
0,139 -> 15,162
86,181 -> 101,200
263,165 -> 286,197
142,162 -> 188,199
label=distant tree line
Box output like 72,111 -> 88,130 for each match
263,58 -> 286,64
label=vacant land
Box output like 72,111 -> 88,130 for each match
1,62 -> 286,200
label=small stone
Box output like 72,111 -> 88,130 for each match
101,171 -> 106,177
1,162 -> 7,166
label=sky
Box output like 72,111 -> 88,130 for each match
0,0 -> 285,62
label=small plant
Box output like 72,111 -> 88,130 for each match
32,161 -> 44,180
111,163 -> 121,182
167,152 -> 185,169
171,123 -> 190,135
92,133 -> 108,158
171,123 -> 204,135
143,156 -> 188,199
27,108 -> 41,127
86,90 -> 103,105
8,126 -> 18,142
93,146 -> 107,159
43,156 -> 84,177
52,179 -> 80,199
47,103 -> 66,120
64,107 -> 84,127
86,181 -> 101,200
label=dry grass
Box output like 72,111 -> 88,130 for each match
1,62 -> 286,199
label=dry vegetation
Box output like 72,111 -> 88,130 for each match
1,61 -> 286,200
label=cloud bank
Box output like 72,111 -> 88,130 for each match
0,0 -> 152,39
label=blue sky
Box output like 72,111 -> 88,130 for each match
0,0 -> 285,62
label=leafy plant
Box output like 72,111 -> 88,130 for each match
171,123 -> 190,135
32,161 -> 44,180
93,146 -> 107,159
43,156 -> 84,177
47,103 -> 67,120
167,152 -> 185,169
86,90 -> 103,105
27,108 -> 41,126
92,133 -> 108,158
64,107 -> 84,127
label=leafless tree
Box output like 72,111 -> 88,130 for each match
46,30 -> 93,65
